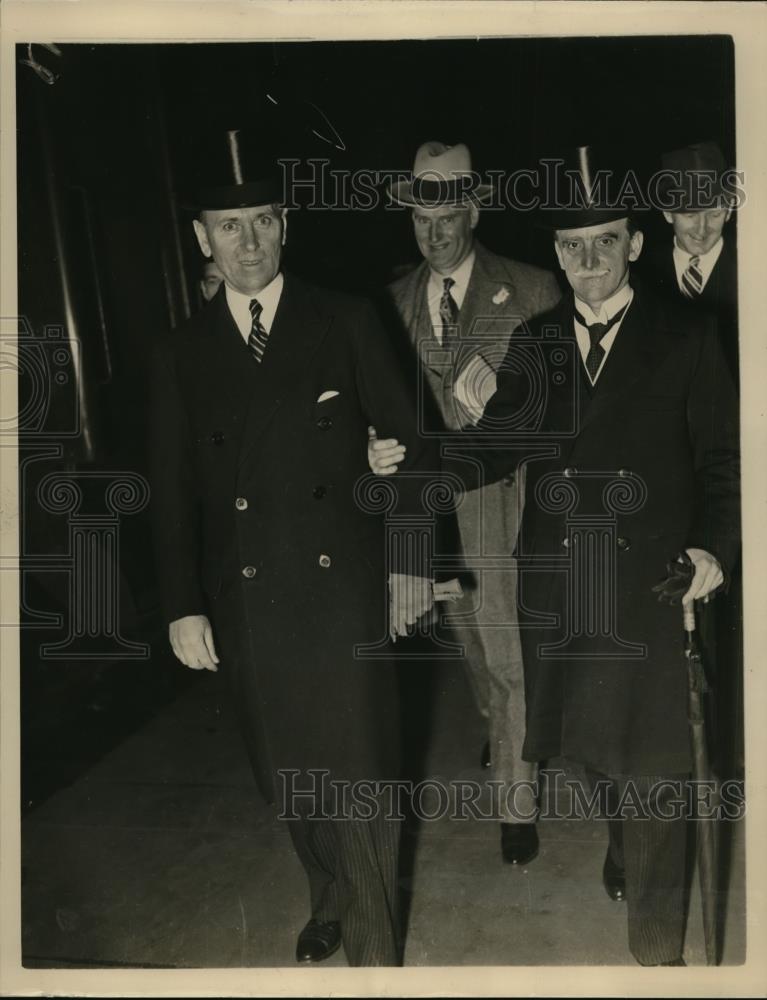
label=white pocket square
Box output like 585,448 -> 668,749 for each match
317,390 -> 340,403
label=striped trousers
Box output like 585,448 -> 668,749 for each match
586,770 -> 689,965
287,800 -> 402,966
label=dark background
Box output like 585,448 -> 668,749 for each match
15,36 -> 736,807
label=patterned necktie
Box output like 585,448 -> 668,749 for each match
438,276 -> 459,349
681,255 -> 704,298
575,303 -> 629,382
247,298 -> 269,362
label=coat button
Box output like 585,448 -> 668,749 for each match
616,536 -> 631,551
210,431 -> 225,445
562,537 -> 570,548
235,497 -> 248,510
319,554 -> 331,568
563,467 -> 578,477
318,416 -> 332,430
242,565 -> 257,579
617,468 -> 632,478
313,486 -> 327,500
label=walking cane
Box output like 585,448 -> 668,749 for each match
683,600 -> 719,966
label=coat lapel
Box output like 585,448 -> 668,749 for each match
236,274 -> 332,469
572,286 -> 675,439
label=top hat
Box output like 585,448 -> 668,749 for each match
183,128 -> 284,211
389,141 -> 494,208
658,140 -> 730,211
537,144 -> 642,230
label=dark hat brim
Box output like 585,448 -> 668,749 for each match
535,206 -> 638,231
181,176 -> 285,213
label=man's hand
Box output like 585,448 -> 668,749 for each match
368,425 -> 406,476
169,614 -> 219,671
389,573 -> 434,641
682,547 -> 724,605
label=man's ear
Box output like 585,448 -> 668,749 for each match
468,203 -> 480,230
662,211 -> 675,226
193,218 -> 212,258
628,229 -> 644,263
280,208 -> 288,247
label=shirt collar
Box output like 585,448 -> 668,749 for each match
225,271 -> 284,336
672,236 -> 724,282
428,248 -> 476,300
574,281 -> 633,326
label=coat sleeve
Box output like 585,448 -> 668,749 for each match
351,298 -> 442,572
684,322 -> 741,576
148,337 -> 207,624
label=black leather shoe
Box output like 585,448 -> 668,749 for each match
295,919 -> 342,963
501,823 -> 539,865
602,850 -> 626,902
659,957 -> 686,966
481,741 -> 491,769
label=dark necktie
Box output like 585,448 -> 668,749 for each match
247,298 -> 269,362
575,303 -> 629,382
438,276 -> 459,349
681,255 -> 704,298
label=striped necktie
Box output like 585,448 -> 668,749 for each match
438,276 -> 459,350
575,303 -> 629,382
681,255 -> 704,298
247,298 -> 269,362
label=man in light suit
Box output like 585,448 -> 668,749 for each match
149,129 -> 436,966
375,141 -> 561,865
371,146 -> 740,964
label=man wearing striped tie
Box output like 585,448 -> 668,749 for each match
643,140 -> 739,382
150,129 -> 438,966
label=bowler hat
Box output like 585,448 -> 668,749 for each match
183,128 -> 284,211
537,144 -> 642,230
389,141 -> 494,208
657,140 -> 730,211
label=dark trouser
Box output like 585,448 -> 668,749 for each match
286,799 -> 402,967
586,770 -> 689,965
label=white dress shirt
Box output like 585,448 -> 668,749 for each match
672,236 -> 724,293
573,283 -> 634,385
426,250 -> 476,344
225,272 -> 285,342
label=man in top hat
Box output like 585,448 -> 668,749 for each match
149,128 -> 437,966
375,140 -> 561,866
642,140 -> 738,381
370,145 -> 740,965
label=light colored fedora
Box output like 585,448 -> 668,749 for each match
389,141 -> 494,207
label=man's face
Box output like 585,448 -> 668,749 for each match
193,204 -> 286,296
554,218 -> 643,309
662,204 -> 732,257
412,203 -> 478,275
199,260 -> 224,302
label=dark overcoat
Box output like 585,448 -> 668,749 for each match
640,236 -> 738,381
150,275 -> 437,802
445,283 -> 740,775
